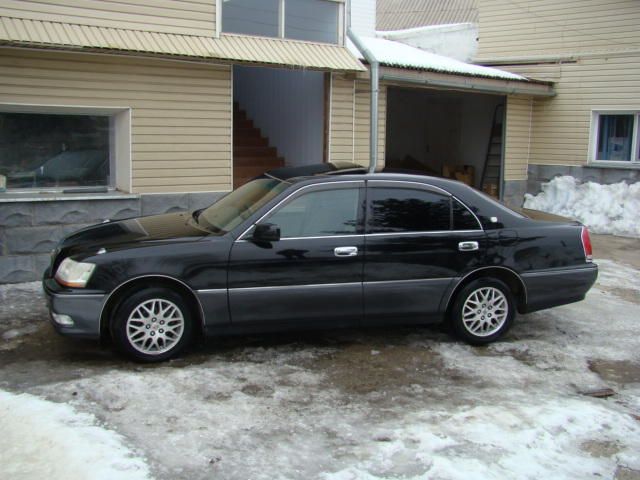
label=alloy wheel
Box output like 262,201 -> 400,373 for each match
461,287 -> 509,337
126,298 -> 185,355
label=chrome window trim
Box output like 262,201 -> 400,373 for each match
236,180 -> 365,241
366,179 -> 451,196
366,229 -> 482,237
236,233 -> 365,243
99,274 -> 207,334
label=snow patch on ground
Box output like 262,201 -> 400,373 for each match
524,176 -> 640,237
0,390 -> 150,480
322,399 -> 640,480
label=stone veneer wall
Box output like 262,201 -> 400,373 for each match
527,165 -> 640,196
502,180 -> 528,209
0,192 -> 225,283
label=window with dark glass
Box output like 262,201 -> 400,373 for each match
222,0 -> 280,38
0,112 -> 111,190
222,0 -> 340,44
285,0 -> 339,43
453,198 -> 481,230
265,188 -> 359,238
367,188 -> 451,233
596,114 -> 634,161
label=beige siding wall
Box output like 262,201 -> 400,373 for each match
503,95 -> 532,181
476,0 -> 640,61
0,48 -> 232,193
0,0 -> 216,37
506,56 -> 640,167
328,75 -> 387,167
329,74 -> 355,162
354,81 -> 386,168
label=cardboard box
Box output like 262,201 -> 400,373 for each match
446,165 -> 475,187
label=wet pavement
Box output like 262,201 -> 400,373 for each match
1,234 -> 639,479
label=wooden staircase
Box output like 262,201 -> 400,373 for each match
233,102 -> 285,189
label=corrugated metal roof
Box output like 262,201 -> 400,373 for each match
377,0 -> 478,31
0,16 -> 365,72
351,36 -> 526,81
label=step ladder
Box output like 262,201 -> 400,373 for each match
480,104 -> 505,197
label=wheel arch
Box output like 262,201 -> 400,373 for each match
99,275 -> 206,340
443,266 -> 527,318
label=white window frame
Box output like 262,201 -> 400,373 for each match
220,0 -> 345,46
589,109 -> 640,167
0,103 -> 132,194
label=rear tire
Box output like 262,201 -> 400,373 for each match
451,278 -> 515,345
111,287 -> 194,362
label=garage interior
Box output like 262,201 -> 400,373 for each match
385,87 -> 506,197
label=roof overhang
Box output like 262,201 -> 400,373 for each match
375,66 -> 555,97
0,16 -> 365,72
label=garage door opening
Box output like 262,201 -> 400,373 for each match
385,87 -> 505,197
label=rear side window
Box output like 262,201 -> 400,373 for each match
367,188 -> 450,233
453,198 -> 481,230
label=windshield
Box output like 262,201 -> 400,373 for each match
198,177 -> 289,233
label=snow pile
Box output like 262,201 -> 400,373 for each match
0,390 -> 150,480
524,176 -> 640,237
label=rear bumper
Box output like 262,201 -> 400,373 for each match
43,277 -> 105,339
520,264 -> 598,314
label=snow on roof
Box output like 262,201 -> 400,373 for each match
350,36 -> 526,81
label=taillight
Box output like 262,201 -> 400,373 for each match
581,226 -> 593,262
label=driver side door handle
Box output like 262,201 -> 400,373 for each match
334,246 -> 358,257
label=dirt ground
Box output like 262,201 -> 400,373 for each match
1,234 -> 639,480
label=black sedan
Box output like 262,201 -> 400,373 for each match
44,164 -> 598,362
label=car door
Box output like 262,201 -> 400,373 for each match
363,180 -> 486,324
228,180 -> 365,326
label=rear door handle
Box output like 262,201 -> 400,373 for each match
458,241 -> 479,252
334,246 -> 358,257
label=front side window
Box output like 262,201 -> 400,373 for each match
222,0 -> 341,44
265,187 -> 360,238
593,112 -> 639,163
367,188 -> 451,234
0,112 -> 111,190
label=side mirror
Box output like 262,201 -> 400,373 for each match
253,223 -> 280,242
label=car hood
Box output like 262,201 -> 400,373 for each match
59,212 -> 210,254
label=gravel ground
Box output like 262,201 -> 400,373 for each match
1,234 -> 639,480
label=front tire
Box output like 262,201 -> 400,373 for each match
111,287 -> 194,362
451,278 -> 515,345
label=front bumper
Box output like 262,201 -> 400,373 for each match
43,277 -> 106,339
520,263 -> 598,313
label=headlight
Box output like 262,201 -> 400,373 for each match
55,258 -> 96,288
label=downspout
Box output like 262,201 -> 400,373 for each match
347,28 -> 379,173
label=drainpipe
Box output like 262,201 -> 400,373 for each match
347,28 -> 379,173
